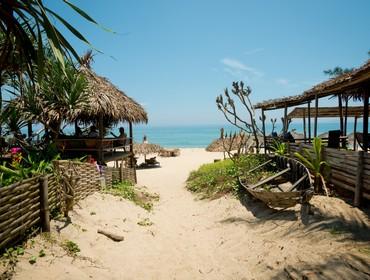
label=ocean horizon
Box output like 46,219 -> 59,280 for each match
125,120 -> 364,148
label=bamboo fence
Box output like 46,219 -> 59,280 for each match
288,143 -> 370,205
0,160 -> 137,251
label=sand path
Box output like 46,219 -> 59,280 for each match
12,149 -> 370,279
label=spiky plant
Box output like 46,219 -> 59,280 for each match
294,137 -> 330,195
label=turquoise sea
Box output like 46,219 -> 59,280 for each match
119,120 -> 365,148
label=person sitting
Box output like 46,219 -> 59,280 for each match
111,127 -> 127,149
88,125 -> 99,137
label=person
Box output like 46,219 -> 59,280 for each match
75,126 -> 84,137
111,127 -> 127,147
143,135 -> 148,144
88,125 -> 99,137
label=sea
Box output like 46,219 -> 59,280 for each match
120,120 -> 364,148
22,120 -> 364,148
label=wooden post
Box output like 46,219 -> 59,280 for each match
314,94 -> 318,137
283,105 -> 288,133
344,96 -> 349,136
363,92 -> 369,152
353,116 -> 358,151
262,109 -> 266,154
39,176 -> 50,232
129,122 -> 134,168
98,115 -> 104,163
303,108 -> 307,143
354,151 -> 364,207
338,94 -> 344,135
119,163 -> 124,182
308,101 -> 311,143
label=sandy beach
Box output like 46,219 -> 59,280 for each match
11,148 -> 370,279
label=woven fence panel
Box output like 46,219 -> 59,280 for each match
103,167 -> 136,187
54,161 -> 101,203
47,174 -> 62,213
0,176 -> 41,249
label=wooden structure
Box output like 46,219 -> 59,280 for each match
238,155 -> 314,208
255,59 -> 370,150
56,66 -> 148,165
255,59 -> 370,206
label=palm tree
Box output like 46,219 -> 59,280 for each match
0,0 -> 100,78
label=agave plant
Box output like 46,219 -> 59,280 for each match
294,137 -> 330,195
270,139 -> 287,156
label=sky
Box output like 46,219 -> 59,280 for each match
46,0 -> 370,126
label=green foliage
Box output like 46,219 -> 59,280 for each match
270,140 -> 287,156
103,181 -> 159,211
137,218 -> 153,227
294,137 -> 330,194
323,67 -> 353,77
62,240 -> 80,256
0,152 -> 57,187
186,154 -> 266,199
1,246 -> 25,266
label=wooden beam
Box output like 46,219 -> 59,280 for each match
98,115 -> 104,163
27,121 -> 32,139
283,105 -> 288,133
353,116 -> 358,151
308,101 -> 311,143
338,94 -> 344,135
129,122 -> 134,167
344,97 -> 349,136
363,91 -> 369,152
314,94 -> 318,137
303,108 -> 306,143
262,109 -> 266,154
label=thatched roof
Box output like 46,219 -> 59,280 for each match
133,143 -> 162,155
288,106 -> 368,119
76,66 -> 148,124
255,59 -> 370,110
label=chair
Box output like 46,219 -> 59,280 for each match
327,130 -> 341,148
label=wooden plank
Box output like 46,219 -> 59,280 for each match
247,160 -> 272,174
288,174 -> 308,192
355,151 -> 364,207
250,167 -> 291,189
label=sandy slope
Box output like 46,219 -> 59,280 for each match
11,148 -> 370,279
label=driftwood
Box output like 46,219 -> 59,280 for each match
97,229 -> 124,242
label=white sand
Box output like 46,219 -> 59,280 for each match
12,148 -> 370,279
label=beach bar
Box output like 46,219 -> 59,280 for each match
255,60 -> 370,206
55,66 -> 148,165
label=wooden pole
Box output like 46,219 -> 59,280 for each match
98,115 -> 104,163
129,122 -> 134,167
354,151 -> 364,207
353,116 -> 358,151
27,122 -> 32,139
39,176 -> 50,232
262,109 -> 266,154
314,94 -> 318,137
338,94 -> 344,135
308,101 -> 311,143
344,96 -> 349,136
363,92 -> 369,153
283,105 -> 288,133
303,108 -> 307,143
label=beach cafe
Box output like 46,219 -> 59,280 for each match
54,66 -> 148,166
255,59 -> 370,206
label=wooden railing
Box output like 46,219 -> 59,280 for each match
288,143 -> 370,206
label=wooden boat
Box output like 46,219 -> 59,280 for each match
238,155 -> 314,208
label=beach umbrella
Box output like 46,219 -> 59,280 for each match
133,143 -> 162,160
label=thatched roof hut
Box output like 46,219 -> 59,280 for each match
76,66 -> 148,124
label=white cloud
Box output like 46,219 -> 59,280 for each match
220,58 -> 263,78
244,48 -> 264,55
276,78 -> 289,86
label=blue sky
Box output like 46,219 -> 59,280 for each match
47,0 -> 370,126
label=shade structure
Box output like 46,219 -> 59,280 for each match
288,106 -> 368,119
133,143 -> 162,155
206,135 -> 256,152
74,66 -> 148,125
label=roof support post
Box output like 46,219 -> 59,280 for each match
344,96 -> 349,136
303,108 -> 306,143
353,116 -> 358,151
308,101 -> 311,143
338,94 -> 344,134
129,121 -> 134,167
314,94 -> 318,138
363,91 -> 369,153
262,109 -> 266,154
98,115 -> 104,163
283,105 -> 288,134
